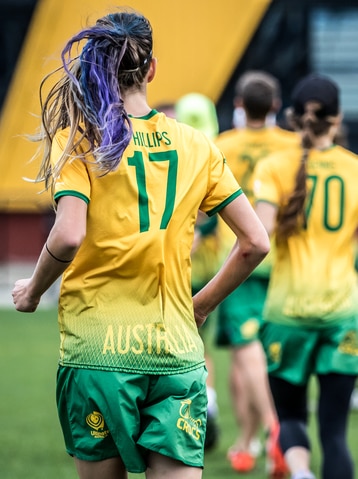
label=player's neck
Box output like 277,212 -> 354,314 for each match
123,90 -> 152,117
246,119 -> 267,129
312,136 -> 334,150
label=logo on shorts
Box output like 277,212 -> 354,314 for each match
241,318 -> 260,339
176,399 -> 202,441
268,342 -> 281,363
86,411 -> 110,439
338,330 -> 358,356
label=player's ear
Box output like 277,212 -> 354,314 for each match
271,98 -> 282,113
234,97 -> 243,108
147,57 -> 157,83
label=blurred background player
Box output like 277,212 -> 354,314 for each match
253,72 -> 358,479
214,71 -> 299,476
175,92 -> 222,450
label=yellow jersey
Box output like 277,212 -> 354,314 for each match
254,144 -> 358,326
215,125 -> 299,275
52,110 -> 242,373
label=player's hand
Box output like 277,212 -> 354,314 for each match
12,279 -> 40,313
193,297 -> 208,329
194,312 -> 207,329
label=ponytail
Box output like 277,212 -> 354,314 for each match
276,149 -> 308,241
33,10 -> 153,198
276,109 -> 331,241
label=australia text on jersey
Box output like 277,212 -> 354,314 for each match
102,322 -> 199,355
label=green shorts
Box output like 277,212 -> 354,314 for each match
260,316 -> 358,385
56,366 -> 208,473
216,276 -> 269,347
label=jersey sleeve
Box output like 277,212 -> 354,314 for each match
51,130 -> 91,204
252,156 -> 280,206
200,145 -> 242,216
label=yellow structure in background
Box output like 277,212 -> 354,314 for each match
0,0 -> 270,212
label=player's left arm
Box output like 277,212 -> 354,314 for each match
193,193 -> 270,327
12,196 -> 87,312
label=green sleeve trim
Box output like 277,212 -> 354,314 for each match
207,189 -> 243,217
54,190 -> 90,204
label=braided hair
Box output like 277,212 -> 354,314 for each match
276,106 -> 337,241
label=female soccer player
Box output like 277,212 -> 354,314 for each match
253,73 -> 358,479
11,9 -> 269,479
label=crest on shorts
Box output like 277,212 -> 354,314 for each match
268,342 -> 281,363
338,330 -> 358,356
176,399 -> 202,441
86,411 -> 110,439
240,318 -> 260,339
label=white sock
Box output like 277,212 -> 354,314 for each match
292,471 -> 316,479
206,386 -> 218,416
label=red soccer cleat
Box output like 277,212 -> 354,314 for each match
266,423 -> 290,478
230,450 -> 256,473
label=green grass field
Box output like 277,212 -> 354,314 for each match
0,306 -> 357,478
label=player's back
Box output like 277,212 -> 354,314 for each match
255,144 -> 358,324
216,125 -> 298,265
52,110 -> 241,373
215,125 -> 299,203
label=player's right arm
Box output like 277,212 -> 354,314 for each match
12,195 -> 87,312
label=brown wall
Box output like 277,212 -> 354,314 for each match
0,212 -> 55,261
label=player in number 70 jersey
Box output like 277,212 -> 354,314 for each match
253,73 -> 358,479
